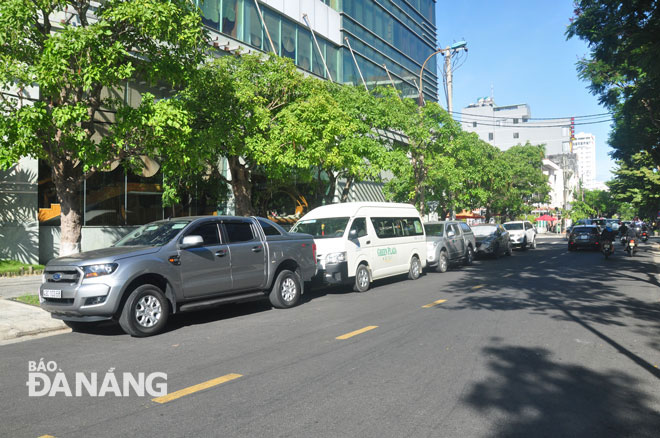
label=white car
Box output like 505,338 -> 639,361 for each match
503,221 -> 537,250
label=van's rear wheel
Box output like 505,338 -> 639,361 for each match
408,256 -> 421,280
118,284 -> 169,337
269,269 -> 302,308
353,264 -> 370,292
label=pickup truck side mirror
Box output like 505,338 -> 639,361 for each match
348,229 -> 358,239
447,230 -> 455,238
180,235 -> 204,249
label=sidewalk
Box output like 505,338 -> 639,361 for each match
0,275 -> 69,344
0,299 -> 68,345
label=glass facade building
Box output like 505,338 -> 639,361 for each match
198,0 -> 438,101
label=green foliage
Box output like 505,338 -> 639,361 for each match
567,1 -> 660,165
608,152 -> 660,219
0,0 -> 206,252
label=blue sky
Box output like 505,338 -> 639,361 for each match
435,0 -> 615,182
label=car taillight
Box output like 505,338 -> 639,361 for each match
313,243 -> 316,261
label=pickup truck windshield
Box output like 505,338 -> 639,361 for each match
424,223 -> 445,236
291,217 -> 350,238
114,220 -> 191,247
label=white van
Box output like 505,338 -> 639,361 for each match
290,202 -> 426,292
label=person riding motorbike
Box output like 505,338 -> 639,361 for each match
624,224 -> 639,254
600,226 -> 616,256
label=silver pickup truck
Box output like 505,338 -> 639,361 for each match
39,216 -> 316,337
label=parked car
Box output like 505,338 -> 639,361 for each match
40,216 -> 316,337
290,202 -> 426,292
424,221 -> 476,272
568,225 -> 600,251
503,220 -> 537,250
472,224 -> 512,258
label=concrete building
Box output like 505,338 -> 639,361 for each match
0,0 -> 438,264
460,98 -> 572,155
572,132 -> 597,189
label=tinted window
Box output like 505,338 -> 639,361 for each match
189,223 -> 220,246
371,217 -> 423,238
349,218 -> 368,238
459,222 -> 471,232
258,218 -> 282,236
225,222 -> 255,243
425,223 -> 444,236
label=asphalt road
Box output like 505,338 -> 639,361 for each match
1,237 -> 660,438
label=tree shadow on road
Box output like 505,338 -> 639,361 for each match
435,239 -> 660,378
463,342 -> 660,437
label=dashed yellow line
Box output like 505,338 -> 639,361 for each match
422,299 -> 447,308
336,326 -> 378,340
38,435 -> 55,438
471,284 -> 485,290
152,373 -> 242,404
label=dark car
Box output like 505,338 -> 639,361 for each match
472,224 -> 512,258
568,225 -> 600,251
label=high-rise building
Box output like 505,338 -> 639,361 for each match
572,132 -> 597,189
198,0 -> 438,101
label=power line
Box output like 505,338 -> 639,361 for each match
451,109 -> 612,120
462,118 -> 613,128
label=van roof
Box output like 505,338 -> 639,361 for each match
300,202 -> 420,220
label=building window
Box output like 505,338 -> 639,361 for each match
522,116 -> 529,122
513,132 -> 519,139
488,133 -> 493,141
472,121 -> 477,127
513,118 -> 519,124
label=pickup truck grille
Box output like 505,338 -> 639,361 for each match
44,269 -> 81,284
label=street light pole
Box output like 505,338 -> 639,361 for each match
418,41 -> 467,109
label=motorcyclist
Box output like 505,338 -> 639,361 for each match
618,221 -> 628,239
624,224 -> 639,248
600,225 -> 616,253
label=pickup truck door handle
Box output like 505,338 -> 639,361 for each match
251,246 -> 262,253
215,249 -> 227,257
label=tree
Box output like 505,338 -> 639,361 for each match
567,1 -> 660,165
382,94 -> 462,215
0,0 -> 205,255
178,53 -> 305,216
609,152 -> 660,219
268,80 -> 390,207
489,143 -> 550,220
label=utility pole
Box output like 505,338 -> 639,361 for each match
418,41 -> 466,109
445,50 -> 453,113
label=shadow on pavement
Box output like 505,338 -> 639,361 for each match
464,342 -> 660,437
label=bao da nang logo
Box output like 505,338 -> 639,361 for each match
27,359 -> 167,397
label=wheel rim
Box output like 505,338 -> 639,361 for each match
412,259 -> 420,277
467,248 -> 473,264
440,255 -> 447,271
357,268 -> 369,289
135,294 -> 162,328
280,277 -> 297,302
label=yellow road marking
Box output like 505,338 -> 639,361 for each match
422,299 -> 447,308
38,435 -> 55,438
471,284 -> 485,290
336,326 -> 378,340
152,373 -> 242,404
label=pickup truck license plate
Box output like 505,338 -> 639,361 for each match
42,289 -> 62,299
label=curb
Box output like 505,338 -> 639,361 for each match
0,299 -> 69,345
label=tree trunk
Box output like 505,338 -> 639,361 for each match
324,172 -> 337,205
340,176 -> 354,203
52,159 -> 83,257
227,156 -> 254,216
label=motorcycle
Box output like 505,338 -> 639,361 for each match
641,230 -> 649,242
601,240 -> 614,259
625,238 -> 637,257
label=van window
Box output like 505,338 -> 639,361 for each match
291,217 -> 350,238
349,218 -> 368,238
371,217 -> 423,238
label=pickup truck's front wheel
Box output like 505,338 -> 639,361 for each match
118,284 -> 170,337
269,269 -> 302,309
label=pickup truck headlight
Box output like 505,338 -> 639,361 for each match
325,252 -> 347,264
82,263 -> 118,279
